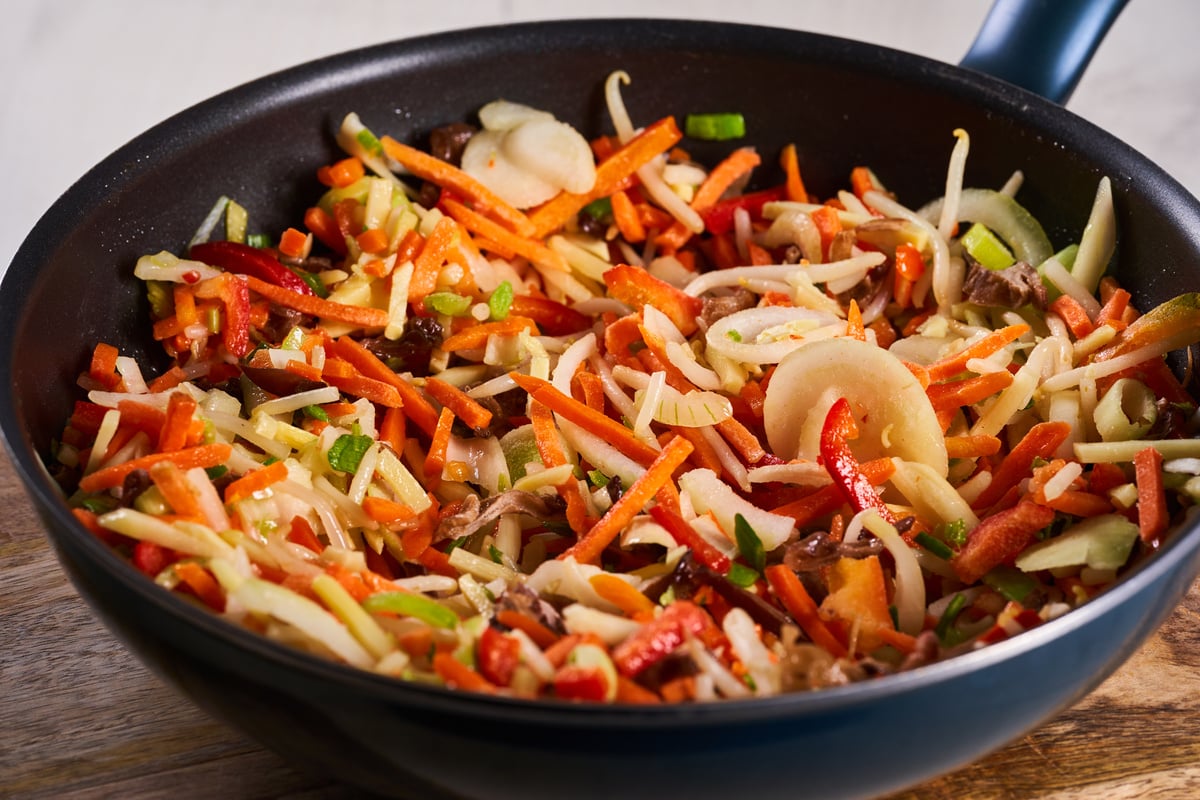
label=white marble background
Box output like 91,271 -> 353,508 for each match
2,0 -> 1197,275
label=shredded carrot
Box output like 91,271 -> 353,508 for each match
79,443 -> 233,493
494,609 -> 560,649
560,436 -> 694,564
173,561 -> 225,611
944,433 -> 1003,459
424,377 -> 494,431
764,564 -> 849,658
528,116 -> 683,238
283,359 -> 323,383
575,370 -> 605,413
278,227 -> 311,259
1096,287 -> 1132,329
510,372 -> 661,467
1039,489 -> 1113,517
317,156 -> 365,188
424,407 -> 455,485
849,166 -> 880,200
673,425 -> 725,476
610,190 -> 646,243
224,459 -> 289,505
1048,294 -> 1096,339
327,336 -> 440,436
925,324 -> 1030,382
432,652 -> 497,694
322,373 -> 405,408
362,496 -> 417,524
616,675 -> 663,704
379,406 -> 406,454
439,316 -> 537,352
715,417 -> 766,465
589,573 -> 656,618
380,136 -> 535,236
441,197 -> 568,273
971,421 -> 1072,512
147,366 -> 187,393
846,299 -> 866,341
926,370 -> 1014,412
148,460 -> 204,519
952,500 -> 1056,584
242,274 -> 389,328
158,392 -> 198,453
529,399 -> 593,535
89,343 -> 122,390
657,147 -> 761,250
1133,445 -> 1168,546
406,216 -> 457,300
355,227 -> 390,256
810,205 -> 842,260
780,143 -> 808,203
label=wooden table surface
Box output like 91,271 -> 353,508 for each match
3,448 -> 1199,800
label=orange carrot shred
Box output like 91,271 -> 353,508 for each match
765,564 -> 849,658
158,392 -> 198,453
223,460 -> 289,505
610,190 -> 646,243
1133,445 -> 1168,546
148,460 -> 204,519
780,143 -> 808,203
79,443 -> 233,493
424,377 -> 494,431
924,324 -> 1030,382
559,436 -> 693,564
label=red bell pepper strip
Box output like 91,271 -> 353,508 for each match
698,186 -> 787,236
508,294 -> 592,336
477,624 -> 521,687
131,540 -> 175,577
611,600 -> 717,677
190,240 -> 314,296
603,265 -> 704,337
819,397 -> 897,524
195,273 -> 252,358
951,500 -> 1056,584
648,504 -> 732,574
552,665 -> 611,702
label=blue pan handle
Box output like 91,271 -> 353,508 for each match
960,0 -> 1129,104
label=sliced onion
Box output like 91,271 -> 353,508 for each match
705,306 -> 841,365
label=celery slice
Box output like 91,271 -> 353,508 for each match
961,223 -> 1015,271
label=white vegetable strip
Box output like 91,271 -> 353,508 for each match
937,129 -> 970,240
866,190 -> 956,311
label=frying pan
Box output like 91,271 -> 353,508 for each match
4,1 -> 1199,798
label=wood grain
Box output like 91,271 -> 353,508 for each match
2,449 -> 1198,800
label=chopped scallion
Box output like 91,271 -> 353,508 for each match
326,432 -> 373,473
725,562 -> 760,588
302,405 -> 329,422
915,531 -> 954,560
733,513 -> 766,573
488,280 -> 514,321
245,233 -> 272,249
685,112 -> 746,141
424,292 -> 473,317
935,592 -> 968,642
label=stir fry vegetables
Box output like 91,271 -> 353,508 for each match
53,72 -> 1200,704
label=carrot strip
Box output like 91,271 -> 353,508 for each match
79,443 -> 233,493
379,406 -> 407,454
528,117 -> 683,238
673,425 -> 725,476
1039,489 -> 1113,518
780,143 -> 808,203
148,461 -> 204,519
242,274 -> 389,328
493,609 -> 560,649
158,392 -> 198,453
560,436 -> 694,564
441,197 -> 568,273
944,434 -> 1003,459
283,359 -> 323,383
657,147 -> 761,250
223,460 -> 289,505
408,216 -> 458,301
362,496 -> 417,524
510,372 -> 661,467
322,373 -> 405,408
529,400 -> 592,535
811,205 -> 842,261
425,377 -> 494,431
610,190 -> 646,243
616,675 -> 663,704
715,417 -> 766,465
971,421 -> 1072,511
576,370 -> 605,413
846,299 -> 866,341
327,336 -> 440,436
439,316 -> 537,352
589,573 -> 656,617
89,343 -> 122,390
764,564 -> 849,658
424,407 -> 455,485
355,228 -> 389,256
432,652 -> 497,694
952,500 -> 1056,584
1096,287 -> 1132,329
925,324 -> 1030,382
1133,445 -> 1168,546
116,400 -> 167,444
1048,294 -> 1096,339
317,156 -> 365,188
381,136 -> 535,237
173,561 -> 225,611
147,366 -> 187,393
926,370 -> 1015,412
